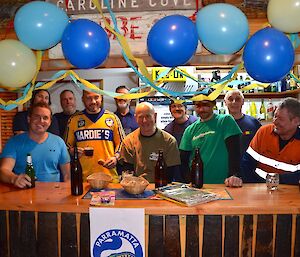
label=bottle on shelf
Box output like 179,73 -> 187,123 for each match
264,84 -> 271,92
25,153 -> 35,188
259,99 -> 267,121
191,148 -> 203,189
257,85 -> 264,93
245,100 -> 250,115
250,101 -> 257,118
71,146 -> 83,196
286,75 -> 291,90
244,76 -> 253,93
213,105 -> 218,114
276,80 -> 282,92
290,78 -> 297,91
280,77 -> 287,92
266,99 -> 274,121
219,101 -> 226,115
155,150 -> 167,188
271,82 -> 277,92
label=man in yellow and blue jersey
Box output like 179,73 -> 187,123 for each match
65,90 -> 124,182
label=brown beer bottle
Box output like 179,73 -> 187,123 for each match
71,146 -> 83,195
155,150 -> 167,188
191,148 -> 203,188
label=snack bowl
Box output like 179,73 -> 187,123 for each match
87,172 -> 112,189
120,175 -> 149,194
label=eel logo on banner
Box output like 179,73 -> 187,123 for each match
90,208 -> 145,257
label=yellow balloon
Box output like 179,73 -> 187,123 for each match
0,39 -> 37,88
268,0 -> 300,33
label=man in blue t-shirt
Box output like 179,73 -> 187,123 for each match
0,103 -> 70,188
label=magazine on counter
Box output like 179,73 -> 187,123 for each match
90,191 -> 116,206
154,184 -> 219,206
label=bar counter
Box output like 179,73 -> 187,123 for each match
1,182 -> 300,257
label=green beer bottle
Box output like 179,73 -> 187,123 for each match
25,153 -> 35,188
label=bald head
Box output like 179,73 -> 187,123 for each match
135,102 -> 157,136
224,89 -> 244,119
224,89 -> 244,101
136,102 -> 155,114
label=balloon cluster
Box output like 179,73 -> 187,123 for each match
147,2 -> 297,83
0,1 -> 111,89
0,0 -> 298,90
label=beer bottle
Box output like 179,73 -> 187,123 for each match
218,101 -> 226,115
71,146 -> 83,195
155,150 -> 167,188
25,153 -> 35,188
259,99 -> 267,121
191,148 -> 203,188
250,101 -> 257,118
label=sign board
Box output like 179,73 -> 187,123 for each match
49,11 -> 202,59
47,0 -> 197,14
152,67 -> 187,82
89,208 -> 145,257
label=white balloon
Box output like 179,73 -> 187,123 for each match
268,0 -> 300,33
0,39 -> 37,88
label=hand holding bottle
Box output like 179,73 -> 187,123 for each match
11,173 -> 32,189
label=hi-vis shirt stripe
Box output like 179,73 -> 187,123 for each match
255,168 -> 269,179
247,146 -> 300,172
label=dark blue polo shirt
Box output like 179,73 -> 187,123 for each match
114,109 -> 138,135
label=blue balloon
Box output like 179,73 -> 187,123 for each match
62,19 -> 110,69
196,3 -> 249,54
14,1 -> 69,50
243,28 -> 295,83
147,15 -> 198,67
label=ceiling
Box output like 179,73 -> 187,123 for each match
0,0 -> 269,29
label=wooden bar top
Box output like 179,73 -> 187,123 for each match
0,182 -> 299,215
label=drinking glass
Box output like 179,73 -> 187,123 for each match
266,173 -> 279,191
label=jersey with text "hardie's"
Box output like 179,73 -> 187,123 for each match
65,109 -> 124,181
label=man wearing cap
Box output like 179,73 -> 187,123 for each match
180,94 -> 243,187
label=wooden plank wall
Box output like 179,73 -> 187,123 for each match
1,211 -> 300,257
0,92 -> 17,152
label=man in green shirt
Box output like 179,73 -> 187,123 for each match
180,97 -> 243,187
